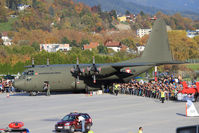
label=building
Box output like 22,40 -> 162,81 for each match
1,33 -> 12,46
104,40 -> 128,52
187,30 -> 199,38
40,44 -> 71,52
83,42 -> 99,50
17,4 -> 31,11
137,28 -> 152,38
118,16 -> 127,22
126,14 -> 136,23
150,16 -> 157,20
137,45 -> 145,54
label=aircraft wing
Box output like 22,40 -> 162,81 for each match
24,60 -> 185,69
111,62 -> 155,68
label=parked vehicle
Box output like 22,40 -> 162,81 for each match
55,112 -> 93,133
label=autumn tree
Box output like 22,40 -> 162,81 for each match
109,10 -> 117,19
0,0 -> 8,22
91,5 -> 101,13
32,0 -> 39,9
168,30 -> 199,60
71,40 -> 78,47
139,35 -> 149,45
125,10 -> 130,16
140,11 -> 145,16
48,6 -> 54,17
0,38 -> 3,45
97,45 -> 108,54
194,36 -> 199,45
31,42 -> 40,51
80,39 -> 89,47
121,38 -> 136,50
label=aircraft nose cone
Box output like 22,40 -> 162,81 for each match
13,80 -> 23,90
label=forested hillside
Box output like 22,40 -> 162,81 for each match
0,0 -> 199,74
77,0 -> 165,14
77,0 -> 199,20
125,0 -> 199,14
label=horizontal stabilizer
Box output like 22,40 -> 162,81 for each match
154,61 -> 187,65
111,62 -> 155,68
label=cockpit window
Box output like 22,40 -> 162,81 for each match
22,70 -> 34,76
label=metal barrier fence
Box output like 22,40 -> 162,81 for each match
186,59 -> 199,63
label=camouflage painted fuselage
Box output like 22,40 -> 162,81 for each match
14,19 -> 182,93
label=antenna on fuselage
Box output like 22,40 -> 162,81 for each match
32,58 -> 35,67
47,58 -> 49,66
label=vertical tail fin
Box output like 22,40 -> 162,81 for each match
140,19 -> 173,62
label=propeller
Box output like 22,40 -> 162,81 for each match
32,58 -> 35,67
71,58 -> 84,84
87,56 -> 101,83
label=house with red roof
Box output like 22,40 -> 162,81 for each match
83,42 -> 99,50
104,39 -> 128,52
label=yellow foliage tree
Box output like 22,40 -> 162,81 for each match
194,36 -> 199,45
168,30 -> 199,60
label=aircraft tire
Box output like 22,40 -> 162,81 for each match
29,91 -> 37,96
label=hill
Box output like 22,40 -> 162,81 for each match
1,0 -> 116,32
124,0 -> 199,13
76,0 -> 166,14
0,0 -> 199,74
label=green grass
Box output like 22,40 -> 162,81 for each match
120,21 -> 129,25
0,18 -> 17,32
186,63 -> 199,70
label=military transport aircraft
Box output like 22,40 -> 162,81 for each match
14,19 -> 183,95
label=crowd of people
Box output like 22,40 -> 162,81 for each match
0,74 -> 198,101
109,76 -> 186,101
0,79 -> 15,93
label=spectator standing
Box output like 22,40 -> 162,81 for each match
138,127 -> 143,133
46,83 -> 50,96
161,90 -> 165,103
43,81 -> 50,96
78,115 -> 85,132
88,130 -> 94,133
114,84 -> 119,96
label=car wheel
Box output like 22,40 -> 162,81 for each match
69,125 -> 75,133
85,124 -> 91,131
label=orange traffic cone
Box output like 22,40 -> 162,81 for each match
90,91 -> 93,96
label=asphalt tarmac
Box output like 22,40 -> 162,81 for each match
0,93 -> 199,133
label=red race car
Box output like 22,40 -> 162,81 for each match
0,122 -> 29,133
